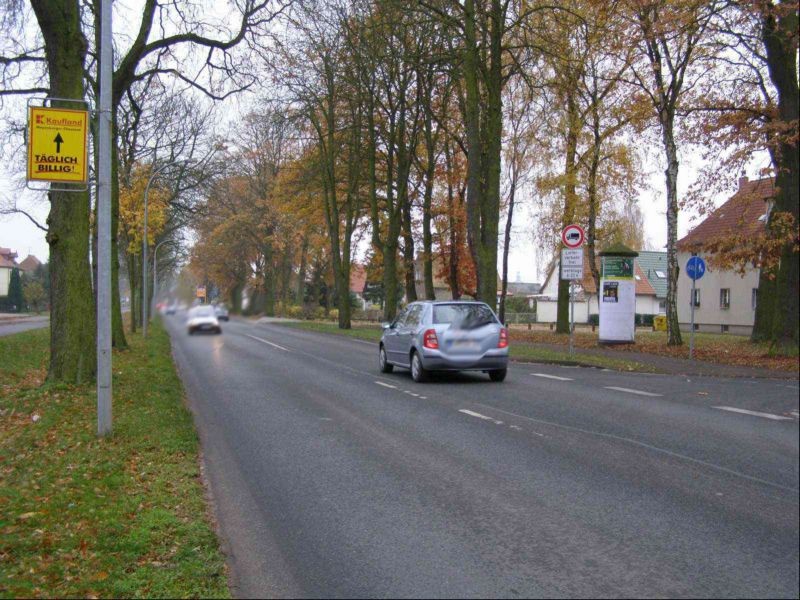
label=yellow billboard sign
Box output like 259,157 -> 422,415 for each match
27,106 -> 89,184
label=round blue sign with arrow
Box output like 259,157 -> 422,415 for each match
686,256 -> 706,280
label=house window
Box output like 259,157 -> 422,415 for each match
721,324 -> 729,333
655,270 -> 666,279
691,289 -> 700,307
658,300 -> 666,312
752,288 -> 758,310
720,288 -> 730,309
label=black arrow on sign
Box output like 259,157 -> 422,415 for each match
53,133 -> 63,153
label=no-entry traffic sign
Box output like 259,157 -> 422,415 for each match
562,224 -> 585,249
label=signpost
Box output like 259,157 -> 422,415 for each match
561,225 -> 585,355
27,106 -> 89,185
686,255 -> 706,360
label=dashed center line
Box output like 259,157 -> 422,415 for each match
375,381 -> 397,389
713,406 -> 794,421
245,334 -> 290,352
531,373 -> 574,381
604,386 -> 662,397
459,409 -> 504,425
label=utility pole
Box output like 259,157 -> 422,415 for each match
96,0 -> 112,436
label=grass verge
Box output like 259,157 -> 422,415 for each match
0,322 -> 229,598
275,320 -> 656,372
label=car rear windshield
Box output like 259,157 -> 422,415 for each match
433,304 -> 497,328
191,306 -> 215,317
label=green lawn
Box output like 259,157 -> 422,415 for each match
0,323 -> 230,598
276,320 -> 655,372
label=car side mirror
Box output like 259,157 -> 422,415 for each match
381,322 -> 391,330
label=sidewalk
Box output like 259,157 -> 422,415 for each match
531,341 -> 799,380
0,313 -> 49,324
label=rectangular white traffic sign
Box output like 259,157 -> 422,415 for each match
561,248 -> 583,280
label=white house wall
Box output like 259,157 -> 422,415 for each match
0,267 -> 10,297
677,251 -> 759,335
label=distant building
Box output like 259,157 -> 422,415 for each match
677,176 -> 773,335
350,263 -> 368,309
18,254 -> 42,274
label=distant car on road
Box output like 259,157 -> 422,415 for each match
187,305 -> 222,335
214,304 -> 229,321
379,301 -> 509,382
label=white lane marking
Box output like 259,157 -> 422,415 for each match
245,334 -> 290,352
475,403 -> 798,493
459,409 -> 503,425
375,381 -> 398,389
713,406 -> 794,421
604,386 -> 662,397
531,373 -> 574,381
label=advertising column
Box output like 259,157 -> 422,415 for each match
599,245 -> 639,344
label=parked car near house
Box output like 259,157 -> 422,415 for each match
379,301 -> 509,382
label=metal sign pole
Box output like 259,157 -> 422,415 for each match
96,0 -> 112,436
690,273 -> 696,361
569,281 -> 575,356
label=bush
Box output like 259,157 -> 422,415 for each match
588,314 -> 599,326
506,296 -> 535,314
635,313 -> 655,327
286,305 -> 303,318
313,306 -> 326,320
328,308 -> 339,322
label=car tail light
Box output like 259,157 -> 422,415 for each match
497,328 -> 509,348
423,328 -> 439,349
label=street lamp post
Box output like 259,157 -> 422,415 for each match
142,161 -> 178,339
152,239 -> 177,318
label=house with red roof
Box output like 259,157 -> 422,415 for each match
676,175 -> 773,335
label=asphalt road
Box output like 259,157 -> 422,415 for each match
0,316 -> 49,337
165,314 -> 799,599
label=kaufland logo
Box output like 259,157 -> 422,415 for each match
36,115 -> 43,124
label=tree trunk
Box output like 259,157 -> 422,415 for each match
110,107 -> 127,348
661,113 -> 683,345
296,234 -> 309,304
402,198 -> 417,302
762,0 -> 799,352
31,0 -> 96,383
557,91 -> 579,334
587,107 -> 602,297
262,241 -> 275,316
499,169 -> 517,324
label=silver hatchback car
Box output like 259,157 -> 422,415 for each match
379,301 -> 509,382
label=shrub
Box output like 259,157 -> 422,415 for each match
286,305 -> 303,318
329,308 -> 339,322
313,306 -> 326,320
588,314 -> 599,326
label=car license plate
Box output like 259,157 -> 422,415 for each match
452,340 -> 479,351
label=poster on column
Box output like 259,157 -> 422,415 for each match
599,256 -> 636,343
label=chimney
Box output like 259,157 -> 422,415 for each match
738,171 -> 748,190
